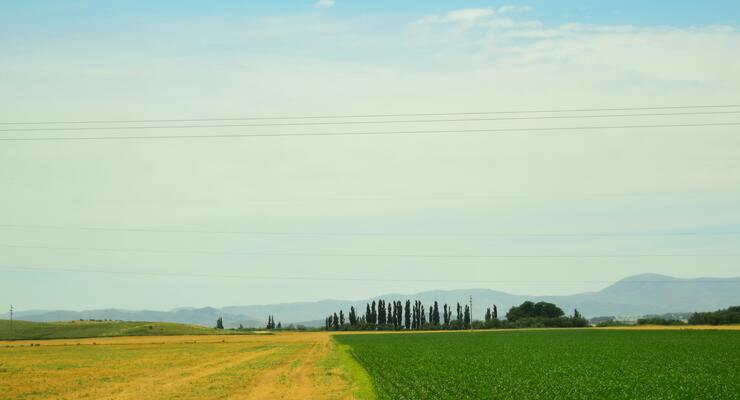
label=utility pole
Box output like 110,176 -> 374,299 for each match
9,304 -> 13,340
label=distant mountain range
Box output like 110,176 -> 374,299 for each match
4,274 -> 739,328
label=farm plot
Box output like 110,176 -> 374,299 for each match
0,332 -> 371,400
334,329 -> 740,399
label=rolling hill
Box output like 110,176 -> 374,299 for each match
0,319 -> 248,340
4,274 -> 738,327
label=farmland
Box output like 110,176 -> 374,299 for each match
3,328 -> 740,399
0,319 -> 249,340
334,329 -> 740,399
0,332 -> 373,400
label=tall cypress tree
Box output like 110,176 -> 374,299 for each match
421,304 -> 426,326
405,300 -> 411,330
398,301 -> 402,328
391,301 -> 395,327
411,301 -> 416,330
456,303 -> 463,323
332,313 -> 339,330
433,301 -> 440,325
365,303 -> 371,323
493,304 -> 498,319
387,304 -> 393,326
464,305 -> 471,327
399,301 -> 404,328
485,308 -> 491,322
340,310 -> 345,326
411,301 -> 415,329
371,301 -> 377,325
378,300 -> 386,325
415,301 -> 421,329
395,301 -> 401,329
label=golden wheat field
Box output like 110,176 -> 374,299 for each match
0,332 -> 373,400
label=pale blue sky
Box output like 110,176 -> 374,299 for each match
2,1 -> 739,24
1,1 -> 739,310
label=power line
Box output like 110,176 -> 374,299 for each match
1,265 -> 738,284
0,188 -> 737,203
1,122 -> 738,142
2,104 -> 739,125
1,243 -> 738,259
2,110 -> 738,132
1,223 -> 738,238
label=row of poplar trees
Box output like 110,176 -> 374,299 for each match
265,315 -> 281,329
324,299 -> 499,330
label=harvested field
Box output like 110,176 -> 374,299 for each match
0,332 -> 373,400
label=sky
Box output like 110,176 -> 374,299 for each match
1,1 -> 739,311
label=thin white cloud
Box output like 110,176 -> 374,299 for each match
497,5 -> 532,14
422,8 -> 494,24
314,0 -> 335,8
445,8 -> 494,22
420,6 -> 532,25
417,7 -> 542,32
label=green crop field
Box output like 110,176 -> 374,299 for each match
0,319 -> 251,340
335,330 -> 740,399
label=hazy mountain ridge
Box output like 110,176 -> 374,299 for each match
3,307 -> 261,329
5,274 -> 739,327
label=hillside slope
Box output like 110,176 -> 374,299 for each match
4,274 -> 739,325
0,319 -> 243,340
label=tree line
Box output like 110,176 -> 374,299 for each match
214,315 -> 283,330
324,300 -> 587,330
217,303 -> 739,331
599,306 -> 740,327
265,315 -> 281,330
688,306 -> 740,325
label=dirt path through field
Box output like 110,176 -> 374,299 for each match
239,335 -> 327,399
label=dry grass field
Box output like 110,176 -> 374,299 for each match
0,332 -> 373,400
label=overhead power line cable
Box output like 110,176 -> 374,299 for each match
1,265 -> 738,284
2,104 -> 739,125
2,110 -> 739,132
1,122 -> 738,142
0,188 -> 737,203
0,224 -> 738,238
1,243 -> 738,259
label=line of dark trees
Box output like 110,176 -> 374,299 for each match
598,306 -> 740,327
217,304 -> 739,331
265,315 -> 281,330
636,317 -> 687,326
688,306 -> 740,325
324,300 -> 587,331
